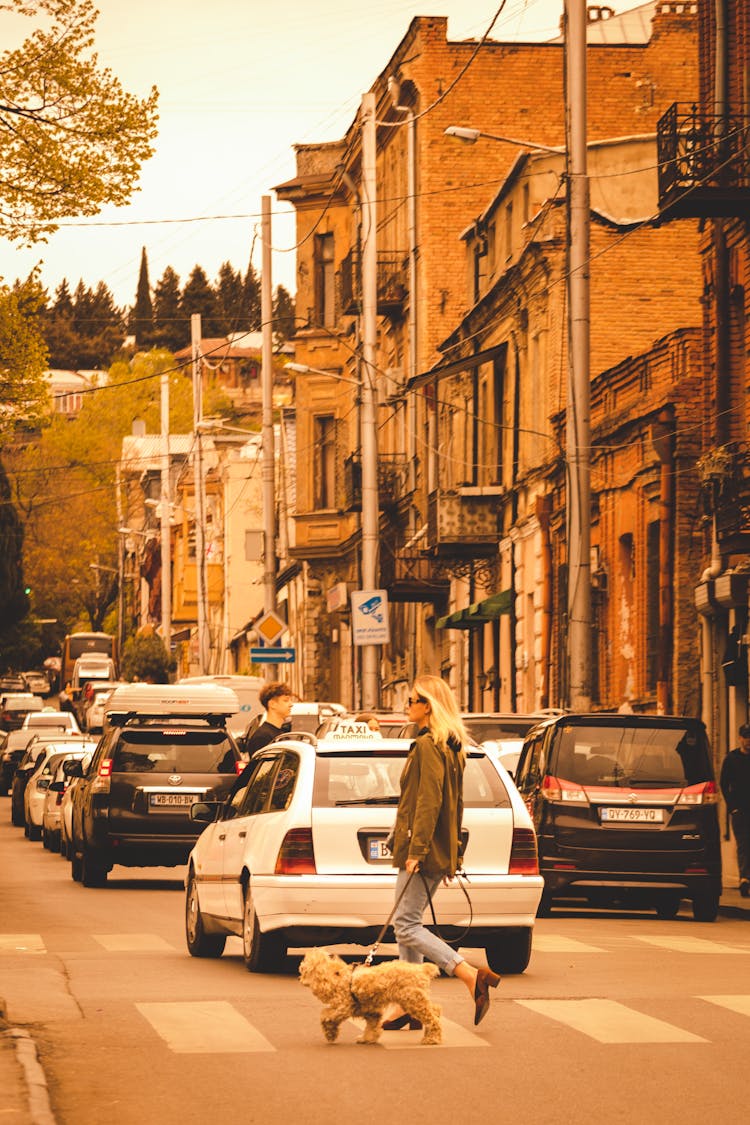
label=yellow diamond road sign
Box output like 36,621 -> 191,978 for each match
256,610 -> 286,646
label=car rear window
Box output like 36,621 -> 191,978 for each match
551,724 -> 713,788
464,717 -> 539,742
313,751 -> 511,808
112,729 -> 237,774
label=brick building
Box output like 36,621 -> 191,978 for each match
276,3 -> 702,709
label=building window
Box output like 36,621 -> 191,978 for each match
314,233 -> 335,328
505,201 -> 513,262
314,415 -> 336,508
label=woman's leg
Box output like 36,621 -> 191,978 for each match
392,869 -> 462,973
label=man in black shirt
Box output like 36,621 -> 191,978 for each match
229,683 -> 294,798
720,721 -> 750,897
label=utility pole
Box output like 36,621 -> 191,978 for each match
360,90 -> 380,710
192,313 -> 209,674
160,367 -> 172,656
261,195 -> 277,621
565,0 -> 592,711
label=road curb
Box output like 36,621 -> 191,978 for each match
8,1028 -> 56,1125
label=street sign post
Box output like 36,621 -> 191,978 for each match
250,647 -> 295,664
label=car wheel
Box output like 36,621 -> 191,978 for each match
691,890 -> 719,923
28,821 -> 41,842
485,928 -> 533,974
185,871 -> 226,958
70,848 -> 82,881
242,885 -> 286,973
536,888 -> 553,918
48,830 -> 60,854
11,797 -> 25,828
81,846 -> 108,887
655,893 -> 681,920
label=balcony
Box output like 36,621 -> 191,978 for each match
699,442 -> 750,552
426,489 -> 500,557
343,451 -> 411,511
384,551 -> 450,606
657,103 -> 750,219
339,248 -> 408,317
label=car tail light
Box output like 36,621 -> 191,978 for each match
234,760 -> 245,775
508,826 -> 539,875
91,758 -> 113,795
677,781 -> 718,806
275,828 -> 316,875
542,775 -> 589,804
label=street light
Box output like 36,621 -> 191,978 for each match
444,125 -> 563,154
444,0 -> 591,712
286,362 -> 364,388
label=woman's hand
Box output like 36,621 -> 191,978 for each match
405,857 -> 420,873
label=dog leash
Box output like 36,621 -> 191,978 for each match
363,869 -> 417,966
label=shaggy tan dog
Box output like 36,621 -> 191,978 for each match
299,948 -> 442,1045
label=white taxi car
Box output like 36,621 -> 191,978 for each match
185,720 -> 543,974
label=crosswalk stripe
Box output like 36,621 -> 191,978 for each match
515,999 -> 706,1043
637,936 -> 749,955
94,934 -> 174,952
348,1016 -> 488,1049
0,934 -> 45,954
532,935 -> 605,953
136,1001 -> 275,1053
700,995 -> 750,1018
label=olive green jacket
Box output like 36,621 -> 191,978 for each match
391,729 -> 465,877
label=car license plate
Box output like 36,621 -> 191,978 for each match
600,806 -> 664,823
367,836 -> 392,861
149,792 -> 197,809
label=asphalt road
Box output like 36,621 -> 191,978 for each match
1,816 -> 748,1125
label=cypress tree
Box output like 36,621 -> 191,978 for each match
131,247 -> 154,346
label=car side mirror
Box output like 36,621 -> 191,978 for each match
63,759 -> 83,778
190,801 -> 219,823
49,780 -> 64,793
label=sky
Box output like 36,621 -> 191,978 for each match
0,0 -> 645,311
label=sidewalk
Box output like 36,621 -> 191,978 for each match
718,882 -> 750,919
0,1005 -> 55,1125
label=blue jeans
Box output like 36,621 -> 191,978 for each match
392,868 -> 463,975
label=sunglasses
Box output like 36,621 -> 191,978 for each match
408,694 -> 427,705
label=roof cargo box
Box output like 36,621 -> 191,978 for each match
106,683 -> 240,724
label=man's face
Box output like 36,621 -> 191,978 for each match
740,733 -> 750,754
268,692 -> 293,724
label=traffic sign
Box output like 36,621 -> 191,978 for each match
250,647 -> 296,664
255,609 -> 286,646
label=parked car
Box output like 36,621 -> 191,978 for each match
179,675 -> 263,739
482,739 -> 525,780
185,726 -> 543,974
23,671 -> 51,697
10,732 -> 88,827
1,693 -> 43,731
66,683 -> 244,886
24,741 -> 95,841
82,682 -> 126,733
514,713 -> 722,921
22,710 -> 80,735
1,728 -> 40,794
461,712 -> 561,746
0,675 -> 27,696
39,748 -> 95,851
59,753 -> 94,860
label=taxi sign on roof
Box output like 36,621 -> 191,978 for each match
325,720 -> 382,740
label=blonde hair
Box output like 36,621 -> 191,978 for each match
412,674 -> 467,749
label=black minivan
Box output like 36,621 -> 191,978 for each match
514,714 -> 722,921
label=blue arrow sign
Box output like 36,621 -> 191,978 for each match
250,647 -> 296,664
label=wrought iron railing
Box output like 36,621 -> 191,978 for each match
657,103 -> 750,211
343,451 -> 410,510
339,248 -> 408,315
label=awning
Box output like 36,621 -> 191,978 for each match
407,343 -> 507,391
436,589 -> 511,630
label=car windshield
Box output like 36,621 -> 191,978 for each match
313,751 -> 511,808
112,729 -> 237,774
551,724 -> 713,788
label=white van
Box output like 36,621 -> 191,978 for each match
178,675 -> 263,736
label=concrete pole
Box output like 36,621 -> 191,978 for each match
160,368 -> 172,656
261,195 -> 277,621
360,90 -> 380,710
192,313 -> 208,674
565,0 -> 592,712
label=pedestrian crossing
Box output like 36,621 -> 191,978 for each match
3,929 -> 750,1053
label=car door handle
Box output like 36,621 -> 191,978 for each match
218,833 -> 226,841
238,831 -> 246,838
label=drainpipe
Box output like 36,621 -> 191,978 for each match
651,410 -> 675,715
536,494 -> 553,709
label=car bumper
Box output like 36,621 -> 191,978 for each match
249,873 -> 543,936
